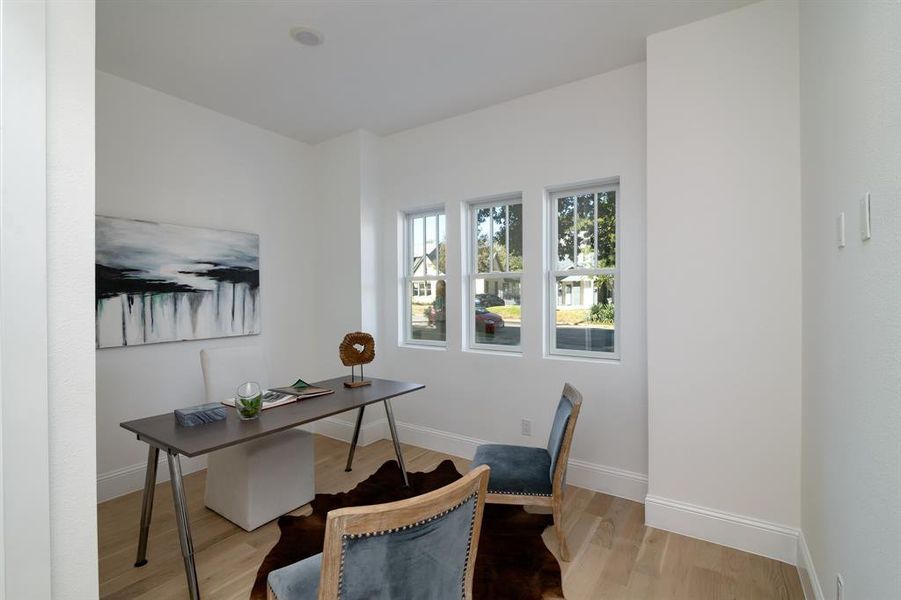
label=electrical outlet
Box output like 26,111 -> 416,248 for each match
836,574 -> 844,600
521,418 -> 532,436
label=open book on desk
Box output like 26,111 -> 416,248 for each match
268,378 -> 334,399
221,379 -> 334,411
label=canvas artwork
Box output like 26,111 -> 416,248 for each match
96,216 -> 261,348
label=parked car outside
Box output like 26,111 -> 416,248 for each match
474,293 -> 505,308
474,307 -> 504,332
426,306 -> 504,332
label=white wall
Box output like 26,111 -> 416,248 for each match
1,1 -> 53,595
370,63 -> 649,499
310,131 -> 363,379
95,72 -> 319,500
309,130 -> 385,435
310,130 -> 382,380
645,0 -> 802,560
799,1 -> 901,598
2,1 -> 98,598
47,1 -> 98,597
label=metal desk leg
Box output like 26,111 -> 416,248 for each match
344,406 -> 366,472
383,399 -> 410,487
167,451 -> 200,600
134,445 -> 159,567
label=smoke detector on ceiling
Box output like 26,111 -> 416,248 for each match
289,27 -> 323,47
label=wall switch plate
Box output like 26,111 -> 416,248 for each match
521,418 -> 532,436
836,574 -> 844,600
860,192 -> 871,240
837,212 -> 846,248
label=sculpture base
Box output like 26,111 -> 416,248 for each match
344,380 -> 372,388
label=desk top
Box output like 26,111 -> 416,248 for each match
120,377 -> 424,457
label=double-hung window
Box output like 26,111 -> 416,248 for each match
469,197 -> 522,350
548,183 -> 619,358
405,209 -> 446,345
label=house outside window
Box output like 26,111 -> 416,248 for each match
469,196 -> 522,351
405,209 -> 446,345
548,182 -> 619,358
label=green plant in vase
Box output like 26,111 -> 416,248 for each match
235,381 -> 262,420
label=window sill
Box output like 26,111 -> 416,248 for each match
398,342 -> 447,351
543,352 -> 621,365
463,346 -> 522,357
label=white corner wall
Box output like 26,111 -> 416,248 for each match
799,1 -> 901,598
646,0 -> 802,562
1,1 -> 53,596
310,130 -> 384,378
95,72 -> 319,500
308,130 -> 384,433
47,1 -> 99,597
371,63 -> 649,500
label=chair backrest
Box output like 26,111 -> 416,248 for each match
546,383 -> 583,494
200,345 -> 267,404
318,465 -> 490,600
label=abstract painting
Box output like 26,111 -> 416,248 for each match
96,216 -> 261,348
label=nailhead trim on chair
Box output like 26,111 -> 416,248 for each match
461,491 -> 478,599
488,489 -> 552,497
337,490 -> 480,599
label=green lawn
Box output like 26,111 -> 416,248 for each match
485,304 -> 613,328
412,302 -> 613,328
486,305 -> 521,320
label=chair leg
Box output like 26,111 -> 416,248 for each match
553,496 -> 570,562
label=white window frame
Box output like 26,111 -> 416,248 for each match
403,208 -> 446,347
467,195 -> 522,353
547,182 -> 621,359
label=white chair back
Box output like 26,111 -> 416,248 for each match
200,345 -> 268,404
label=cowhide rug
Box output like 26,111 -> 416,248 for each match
251,459 -> 563,599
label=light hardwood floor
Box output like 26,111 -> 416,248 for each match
98,435 -> 803,599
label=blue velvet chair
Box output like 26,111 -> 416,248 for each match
470,383 -> 583,561
267,465 -> 490,600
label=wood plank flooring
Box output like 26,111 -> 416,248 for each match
98,435 -> 803,599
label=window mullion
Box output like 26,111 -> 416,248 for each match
422,216 -> 428,276
407,220 -> 413,277
572,201 -> 577,267
489,208 -> 495,273
505,204 -> 510,273
593,193 -> 599,268
471,208 -> 476,274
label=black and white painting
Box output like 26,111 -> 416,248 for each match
96,216 -> 261,348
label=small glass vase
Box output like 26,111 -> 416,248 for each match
235,381 -> 262,420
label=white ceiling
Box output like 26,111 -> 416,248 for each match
97,0 -> 754,144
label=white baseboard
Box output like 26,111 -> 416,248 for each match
97,454 -> 207,503
797,530 -> 824,600
394,420 -> 486,460
644,494 -> 799,565
566,459 -> 648,503
394,420 -> 648,503
312,417 -> 388,446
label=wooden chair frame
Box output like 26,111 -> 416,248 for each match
269,465 -> 490,600
484,382 -> 582,562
